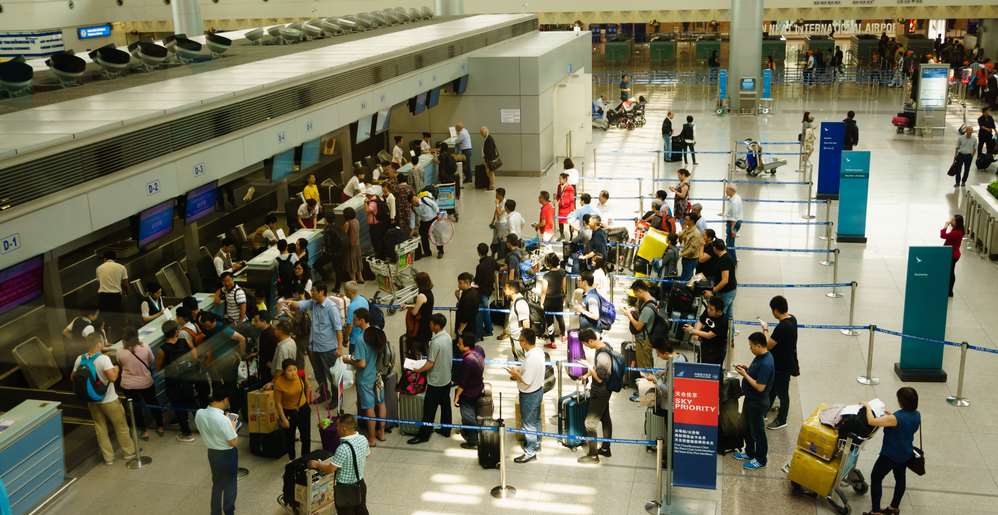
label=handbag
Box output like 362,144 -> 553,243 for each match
947,151 -> 961,177
907,426 -> 926,476
333,441 -> 366,507
489,156 -> 503,171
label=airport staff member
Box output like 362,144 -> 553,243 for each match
194,390 -> 239,515
214,239 -> 245,277
95,251 -> 128,334
455,122 -> 473,181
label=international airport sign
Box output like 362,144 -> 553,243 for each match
765,21 -> 896,36
672,362 -> 721,490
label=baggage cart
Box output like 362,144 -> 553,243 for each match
366,237 -> 420,312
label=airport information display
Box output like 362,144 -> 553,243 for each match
0,256 -> 43,314
918,66 -> 948,109
374,110 -> 391,134
137,200 -> 175,247
271,148 -> 295,182
356,115 -> 373,143
301,139 -> 321,169
184,182 -> 218,223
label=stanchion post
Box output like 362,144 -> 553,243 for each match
819,238 -> 836,266
841,282 -> 859,336
490,423 -> 517,498
803,188 -> 815,220
946,342 -> 971,407
826,251 -> 842,297
125,398 -> 152,469
856,324 -> 880,385
557,360 -> 564,402
638,178 -> 645,213
644,438 -> 665,514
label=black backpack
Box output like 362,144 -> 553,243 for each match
374,197 -> 391,224
276,256 -> 295,296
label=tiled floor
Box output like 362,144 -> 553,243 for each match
44,81 -> 998,514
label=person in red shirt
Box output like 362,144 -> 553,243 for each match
940,215 -> 965,297
556,173 -> 575,241
534,191 -> 556,242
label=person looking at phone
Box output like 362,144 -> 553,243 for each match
733,332 -> 774,471
682,296 -> 727,365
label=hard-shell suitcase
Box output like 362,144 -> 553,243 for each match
798,403 -> 838,461
788,447 -> 843,497
666,137 -> 685,162
474,164 -> 489,189
399,391 -> 426,436
566,329 -> 586,380
249,428 -> 286,458
644,407 -> 668,441
558,390 -> 588,449
477,417 -> 501,468
383,372 -> 399,432
622,342 -> 640,389
490,299 -> 507,327
476,382 -> 494,421
717,377 -> 744,455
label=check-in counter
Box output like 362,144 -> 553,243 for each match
0,400 -> 64,515
238,228 -> 324,303
965,185 -> 998,258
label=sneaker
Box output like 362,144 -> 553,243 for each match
104,460 -> 115,466
514,454 -> 537,464
766,421 -> 788,431
177,433 -> 196,443
743,459 -> 766,470
597,447 -> 612,458
628,392 -> 640,403
544,342 -> 558,350
732,452 -> 752,461
406,437 -> 429,445
123,453 -> 137,461
460,442 -> 478,450
577,455 -> 600,464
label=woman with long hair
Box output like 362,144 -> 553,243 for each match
405,272 -> 435,350
940,215 -> 965,297
265,359 -> 311,460
539,253 -> 567,348
862,387 -> 921,515
117,327 -> 164,439
342,207 -> 364,283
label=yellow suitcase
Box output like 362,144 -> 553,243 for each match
797,403 -> 839,461
788,448 -> 842,497
636,227 -> 670,262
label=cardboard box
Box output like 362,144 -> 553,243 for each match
247,389 -> 279,434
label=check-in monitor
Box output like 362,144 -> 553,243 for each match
356,114 -> 373,143
0,255 -> 43,315
740,77 -> 756,92
300,138 -> 321,169
136,200 -> 176,248
409,92 -> 427,115
427,87 -> 441,108
184,181 -> 218,223
375,109 -> 391,134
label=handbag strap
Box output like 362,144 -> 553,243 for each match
129,348 -> 154,376
342,440 -> 363,481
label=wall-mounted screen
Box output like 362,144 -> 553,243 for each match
452,75 -> 469,94
184,181 -> 218,223
270,148 -> 295,182
740,78 -> 756,91
918,66 -> 949,109
300,138 -> 321,169
77,24 -> 112,39
355,115 -> 373,143
374,110 -> 391,134
0,256 -> 43,315
427,87 -> 441,108
137,200 -> 175,248
409,92 -> 427,115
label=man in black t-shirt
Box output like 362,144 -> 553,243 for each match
684,296 -> 728,365
704,240 -> 737,321
455,273 -> 482,341
760,295 -> 798,430
474,243 -> 498,338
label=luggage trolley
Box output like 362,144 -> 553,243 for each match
734,138 -> 787,176
281,468 -> 335,514
366,237 -> 421,312
788,433 -> 875,515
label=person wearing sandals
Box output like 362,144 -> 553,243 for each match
117,327 -> 165,439
863,387 -> 921,515
264,359 -> 311,460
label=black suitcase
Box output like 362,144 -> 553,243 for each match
250,429 -> 286,459
717,377 -> 744,455
474,164 -> 489,189
666,137 -> 685,162
281,449 -> 333,510
477,418 -> 501,469
490,299 -> 507,327
622,342 -> 640,389
977,153 -> 995,170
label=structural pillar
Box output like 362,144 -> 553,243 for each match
171,0 -> 204,36
435,0 -> 464,16
184,222 -> 204,292
727,0 -> 763,111
335,127 -> 354,185
42,251 -> 67,368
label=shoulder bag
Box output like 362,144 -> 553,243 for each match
907,425 -> 926,476
333,441 -> 366,507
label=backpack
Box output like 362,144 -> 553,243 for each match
377,338 -> 395,379
276,256 -> 295,296
374,197 -> 391,224
585,290 -> 616,331
323,226 -> 345,257
516,297 -> 545,336
365,297 -> 385,329
72,353 -> 108,402
515,251 -> 536,285
597,347 -> 625,393
630,299 -> 668,344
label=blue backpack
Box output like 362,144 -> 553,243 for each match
517,252 -> 536,285
585,290 -> 616,331
72,353 -> 108,402
597,347 -> 626,393
364,296 -> 385,329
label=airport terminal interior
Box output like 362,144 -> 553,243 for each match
2,1 -> 998,515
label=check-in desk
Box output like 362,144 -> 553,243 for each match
965,185 -> 998,259
0,400 -> 64,515
237,228 -> 324,303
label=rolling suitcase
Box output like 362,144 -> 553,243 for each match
249,428 -> 286,458
490,299 -> 507,327
798,403 -> 838,461
476,382 -> 494,422
477,417 -> 501,468
644,407 -> 670,467
399,391 -> 425,436
717,376 -> 744,455
383,372 -> 399,432
788,448 -> 843,497
566,329 -> 586,380
558,390 -> 588,449
474,164 -> 489,189
621,342 -> 640,389
666,137 -> 685,162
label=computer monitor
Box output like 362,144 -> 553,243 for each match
300,138 -> 321,169
136,200 -> 175,248
0,255 -> 43,315
184,181 -> 218,223
356,114 -> 373,143
426,87 -> 441,108
374,109 -> 391,134
740,77 -> 756,92
409,92 -> 427,115
451,75 -> 469,94
268,148 -> 295,182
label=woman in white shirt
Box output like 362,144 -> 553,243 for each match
117,327 -> 164,439
391,136 -> 406,165
343,170 -> 367,199
419,132 -> 433,154
591,255 -> 610,297
563,158 -> 579,186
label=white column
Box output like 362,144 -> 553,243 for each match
171,0 -> 203,36
728,0 -> 763,110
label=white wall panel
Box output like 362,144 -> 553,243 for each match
173,139 -> 246,192
0,195 -> 91,270
87,162 -> 179,230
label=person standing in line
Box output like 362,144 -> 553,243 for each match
344,310 -> 387,446
683,296 -> 728,365
577,329 -> 615,464
265,359 -> 311,460
623,280 -> 657,402
722,185 -> 743,261
954,126 -> 977,187
678,213 -> 704,281
406,314 -> 454,445
474,243 -> 498,339
679,115 -> 697,165
215,272 -> 248,326
669,168 -> 691,219
619,73 -> 632,103
556,172 -> 576,241
539,253 -> 567,349
573,272 -> 602,335
410,191 -> 443,259
156,320 -> 198,442
74,328 -> 137,464
308,414 -> 371,515
342,207 -> 364,282
704,240 -> 737,321
454,331 -> 485,449
941,215 -> 965,297
506,328 -> 544,464
404,272 -> 435,349
454,272 -> 482,342
455,122 -> 473,183
343,281 -> 370,354
95,250 -> 128,338
195,390 -> 239,515
843,110 -> 860,150
733,332 -> 774,471
481,126 -> 499,190
760,296 -> 798,431
534,191 -> 556,242
504,279 -> 532,356
861,387 -> 921,515
289,284 -> 343,405
661,111 -> 674,162
505,199 -> 527,240
117,327 -> 164,440
978,106 -> 995,157
269,320 -> 297,385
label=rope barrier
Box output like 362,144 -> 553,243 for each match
731,245 -> 833,254
609,274 -> 850,289
352,416 -> 655,445
703,219 -> 831,226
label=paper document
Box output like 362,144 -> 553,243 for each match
277,228 -> 287,240
448,126 -> 457,138
868,398 -> 887,417
404,358 -> 427,371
